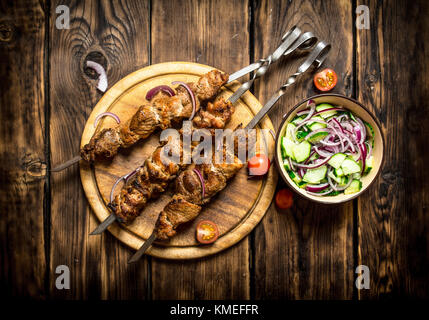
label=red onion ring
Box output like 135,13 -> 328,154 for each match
314,146 -> 333,158
292,156 -> 331,169
110,173 -> 129,203
146,85 -> 175,101
306,187 -> 333,196
94,112 -> 120,128
193,168 -> 205,199
306,183 -> 329,192
86,61 -> 108,92
172,81 -> 196,120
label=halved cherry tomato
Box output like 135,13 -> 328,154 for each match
196,220 -> 219,244
275,188 -> 294,210
248,154 -> 270,176
314,68 -> 338,92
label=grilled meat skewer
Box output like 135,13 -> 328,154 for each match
109,97 -> 235,224
155,152 -> 244,240
81,70 -> 228,162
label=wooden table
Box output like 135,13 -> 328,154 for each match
1,0 -> 428,299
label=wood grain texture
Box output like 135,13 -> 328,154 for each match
0,0 -> 47,298
356,0 -> 429,298
252,0 -> 355,299
150,0 -> 251,298
49,0 -> 150,299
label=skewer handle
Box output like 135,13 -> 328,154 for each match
90,213 -> 117,235
245,41 -> 331,130
128,231 -> 157,263
51,155 -> 82,172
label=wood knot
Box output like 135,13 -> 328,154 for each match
83,51 -> 108,79
0,22 -> 14,42
21,154 -> 46,179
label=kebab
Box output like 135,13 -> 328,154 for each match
128,131 -> 245,263
90,96 -> 236,234
128,41 -> 331,262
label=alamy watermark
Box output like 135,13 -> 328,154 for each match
355,265 -> 370,289
356,5 -> 370,30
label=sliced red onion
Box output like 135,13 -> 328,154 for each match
331,118 -> 345,134
292,156 -> 331,169
146,85 -> 175,101
306,187 -> 333,196
327,168 -> 338,191
86,60 -> 108,92
94,112 -> 120,128
333,175 -> 354,191
356,118 -> 367,144
110,173 -> 129,203
296,100 -> 316,124
314,146 -> 333,158
172,81 -> 196,120
296,109 -> 310,117
366,141 -> 373,158
288,157 -> 295,171
193,168 -> 205,199
319,139 -> 341,147
306,183 -> 329,192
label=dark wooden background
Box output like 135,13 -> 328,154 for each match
1,0 -> 428,299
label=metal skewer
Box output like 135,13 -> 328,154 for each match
50,26 -> 306,173
128,41 -> 331,263
91,28 -> 306,237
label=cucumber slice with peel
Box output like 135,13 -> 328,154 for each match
293,140 -> 312,163
307,131 -> 329,144
344,179 -> 362,195
341,158 -> 361,175
303,165 -> 327,184
316,103 -> 337,119
328,153 -> 347,169
307,115 -> 327,131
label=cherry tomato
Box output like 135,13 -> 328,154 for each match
248,154 -> 270,176
275,188 -> 294,210
196,220 -> 219,244
314,68 -> 338,92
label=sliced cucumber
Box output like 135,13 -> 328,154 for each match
293,140 -> 312,163
285,123 -> 296,139
334,167 -> 344,177
283,159 -> 291,171
328,171 -> 342,184
282,137 -> 295,159
344,179 -> 362,195
352,172 -> 361,180
316,103 -> 337,119
341,158 -> 361,175
303,165 -> 327,184
297,181 -> 308,189
307,131 -> 329,144
296,130 -> 310,141
307,115 -> 327,131
287,170 -> 302,185
291,116 -> 303,125
328,153 -> 347,169
339,175 -> 349,186
364,156 -> 374,174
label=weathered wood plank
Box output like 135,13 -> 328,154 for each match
0,0 -> 47,298
252,0 -> 355,299
150,0 -> 251,299
49,0 -> 150,299
356,0 -> 429,298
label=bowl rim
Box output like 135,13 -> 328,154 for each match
274,93 -> 385,204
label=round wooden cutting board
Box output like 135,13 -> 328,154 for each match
80,62 -> 277,259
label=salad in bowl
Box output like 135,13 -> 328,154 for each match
275,94 -> 384,203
